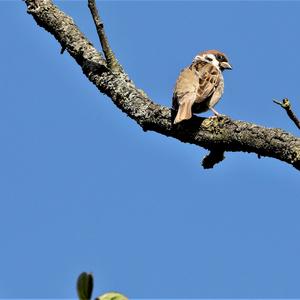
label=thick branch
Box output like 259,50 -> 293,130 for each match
202,149 -> 225,169
273,98 -> 300,130
24,0 -> 300,171
88,0 -> 123,73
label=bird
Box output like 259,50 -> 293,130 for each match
172,50 -> 232,124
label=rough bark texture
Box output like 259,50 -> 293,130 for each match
24,0 -> 300,171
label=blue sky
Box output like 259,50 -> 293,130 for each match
1,0 -> 300,298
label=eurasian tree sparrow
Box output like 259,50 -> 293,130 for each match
172,50 -> 232,124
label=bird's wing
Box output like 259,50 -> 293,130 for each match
172,67 -> 199,123
195,63 -> 221,102
172,67 -> 199,108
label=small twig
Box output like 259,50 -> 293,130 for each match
87,0 -> 123,73
60,45 -> 66,54
202,149 -> 225,169
273,98 -> 300,130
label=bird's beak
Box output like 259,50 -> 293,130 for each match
220,61 -> 232,70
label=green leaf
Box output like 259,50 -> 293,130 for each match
77,272 -> 93,300
96,292 -> 128,300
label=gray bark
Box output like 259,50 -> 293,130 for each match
24,0 -> 300,170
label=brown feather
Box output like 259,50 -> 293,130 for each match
172,67 -> 198,124
173,60 -> 223,123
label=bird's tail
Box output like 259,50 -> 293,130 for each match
173,99 -> 193,124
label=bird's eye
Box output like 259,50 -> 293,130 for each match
217,55 -> 223,61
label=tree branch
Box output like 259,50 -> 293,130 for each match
24,0 -> 300,171
87,0 -> 123,73
202,148 -> 225,169
273,98 -> 300,130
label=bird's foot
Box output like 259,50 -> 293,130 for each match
208,114 -> 227,120
209,107 -> 229,120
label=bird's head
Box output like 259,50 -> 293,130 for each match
193,50 -> 232,71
